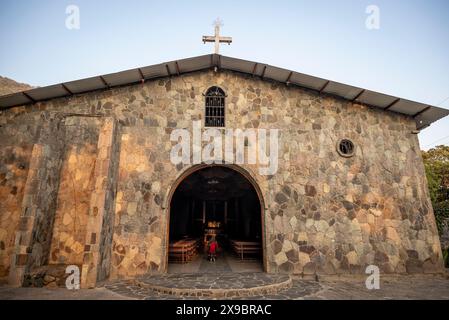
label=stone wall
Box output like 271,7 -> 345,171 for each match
0,122 -> 37,280
81,117 -> 119,286
5,114 -> 66,285
49,117 -> 100,266
0,69 -> 444,286
0,111 -> 120,287
110,126 -> 166,278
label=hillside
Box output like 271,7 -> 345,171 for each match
0,76 -> 34,96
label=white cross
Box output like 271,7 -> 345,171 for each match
202,18 -> 232,54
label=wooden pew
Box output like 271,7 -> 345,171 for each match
230,240 -> 261,260
169,238 -> 200,264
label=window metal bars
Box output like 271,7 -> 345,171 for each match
205,87 -> 225,127
339,139 -> 354,155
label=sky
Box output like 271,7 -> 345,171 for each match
0,0 -> 448,150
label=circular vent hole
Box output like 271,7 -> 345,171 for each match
337,139 -> 355,157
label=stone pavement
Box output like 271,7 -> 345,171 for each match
133,273 -> 292,298
103,278 -> 322,300
0,286 -> 126,300
312,274 -> 449,300
1,273 -> 448,300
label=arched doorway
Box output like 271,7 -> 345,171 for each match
166,165 -> 265,273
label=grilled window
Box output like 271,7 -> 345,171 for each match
205,86 -> 225,127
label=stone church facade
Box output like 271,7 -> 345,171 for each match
0,55 -> 446,288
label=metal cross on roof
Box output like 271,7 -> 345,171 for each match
202,18 -> 232,54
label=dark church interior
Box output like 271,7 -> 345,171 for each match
168,166 -> 262,266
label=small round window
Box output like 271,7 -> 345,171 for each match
337,139 -> 355,157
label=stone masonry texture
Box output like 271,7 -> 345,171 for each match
0,69 -> 444,287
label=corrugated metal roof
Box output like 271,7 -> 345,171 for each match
0,54 -> 447,130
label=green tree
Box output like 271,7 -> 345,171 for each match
422,145 -> 449,267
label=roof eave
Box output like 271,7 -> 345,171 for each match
0,54 -> 447,129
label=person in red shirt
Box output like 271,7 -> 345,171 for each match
208,237 -> 218,262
